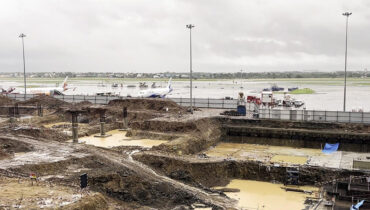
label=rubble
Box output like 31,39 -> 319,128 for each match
0,94 -> 369,209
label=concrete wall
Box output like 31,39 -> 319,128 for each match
221,118 -> 370,152
259,108 -> 370,124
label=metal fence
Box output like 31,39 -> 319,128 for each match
259,108 -> 370,124
5,94 -> 370,124
6,93 -> 238,109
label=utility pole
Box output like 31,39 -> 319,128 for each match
19,33 -> 27,99
186,24 -> 195,114
342,12 -> 352,112
240,69 -> 243,89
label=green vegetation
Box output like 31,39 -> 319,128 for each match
0,77 -> 369,87
17,85 -> 41,88
353,82 -> 370,86
289,88 -> 315,94
0,77 -> 219,84
274,88 -> 316,94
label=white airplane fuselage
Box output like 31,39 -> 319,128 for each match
15,76 -> 69,95
26,87 -> 65,95
138,78 -> 172,98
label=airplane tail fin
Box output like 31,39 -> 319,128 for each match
61,76 -> 68,91
166,77 -> 172,89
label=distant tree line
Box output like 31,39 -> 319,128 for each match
209,71 -> 368,79
1,70 -> 367,79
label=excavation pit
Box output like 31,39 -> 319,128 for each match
205,142 -> 370,169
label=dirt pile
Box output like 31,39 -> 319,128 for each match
0,137 -> 33,159
108,98 -> 186,113
74,100 -> 93,108
0,95 -> 15,106
18,95 -> 69,109
0,177 -> 94,209
9,126 -> 69,142
63,193 -> 108,210
131,117 -> 222,154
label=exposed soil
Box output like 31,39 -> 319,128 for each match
0,137 -> 33,159
0,128 -> 235,209
7,126 -> 70,142
108,98 -> 186,113
18,95 -> 69,109
131,117 -> 222,154
0,95 -> 15,105
1,94 -> 369,209
134,152 -> 368,188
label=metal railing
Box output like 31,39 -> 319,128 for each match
259,108 -> 370,124
5,93 -> 370,124
6,93 -> 238,109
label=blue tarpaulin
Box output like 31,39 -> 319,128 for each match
322,143 -> 339,154
350,200 -> 365,210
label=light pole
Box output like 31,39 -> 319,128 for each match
342,12 -> 351,112
240,69 -> 243,89
186,24 -> 194,114
19,33 -> 27,99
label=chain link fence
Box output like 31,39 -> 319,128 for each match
5,93 -> 370,124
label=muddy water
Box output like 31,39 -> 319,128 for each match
206,143 -> 323,165
44,122 -> 71,128
218,179 -> 317,210
76,130 -> 168,148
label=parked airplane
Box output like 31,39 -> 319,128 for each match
20,77 -> 70,95
138,78 -> 173,98
1,87 -> 15,94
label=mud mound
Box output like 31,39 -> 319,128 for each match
74,100 -> 93,108
0,95 -> 15,106
10,127 -> 69,142
131,117 -> 222,154
0,137 -> 33,159
18,95 -> 69,109
64,193 -> 108,210
108,98 -> 185,113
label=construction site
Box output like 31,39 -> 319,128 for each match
1,94 -> 370,210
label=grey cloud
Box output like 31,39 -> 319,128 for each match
0,0 -> 369,73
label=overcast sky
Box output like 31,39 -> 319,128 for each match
0,0 -> 369,73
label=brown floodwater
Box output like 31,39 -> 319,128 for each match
75,130 -> 168,148
217,179 -> 318,210
206,143 -> 323,165
44,122 -> 71,128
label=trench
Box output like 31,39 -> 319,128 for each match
2,94 -> 370,209
130,117 -> 370,209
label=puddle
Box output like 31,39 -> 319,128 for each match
74,130 -> 168,148
216,179 -> 318,210
44,122 -> 71,128
206,143 -> 321,165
